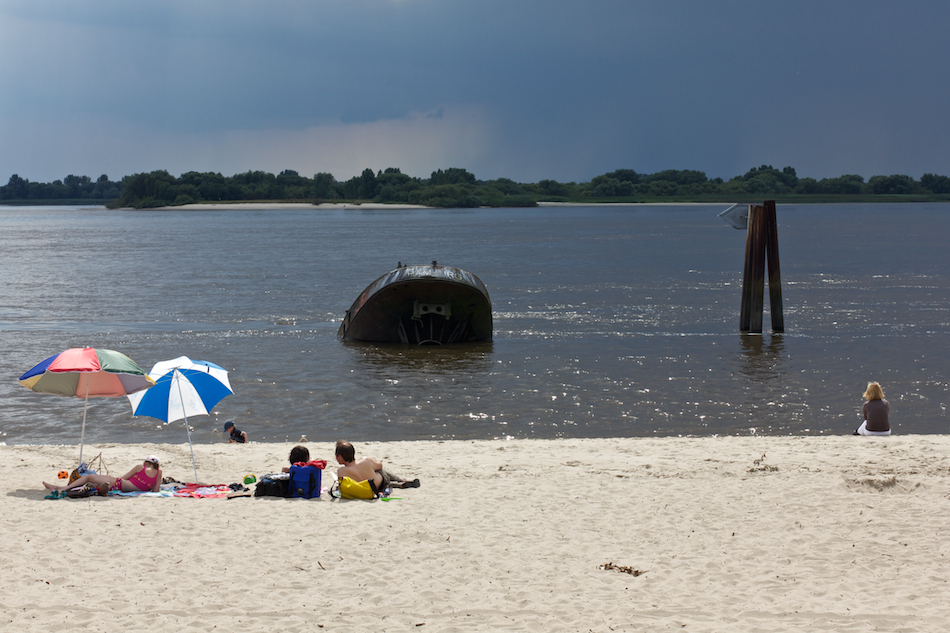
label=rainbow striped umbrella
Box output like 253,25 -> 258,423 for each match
19,347 -> 155,463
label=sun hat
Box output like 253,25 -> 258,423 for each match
224,420 -> 234,430
145,455 -> 160,466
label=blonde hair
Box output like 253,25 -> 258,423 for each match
863,382 -> 884,401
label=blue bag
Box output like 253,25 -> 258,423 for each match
289,465 -> 322,498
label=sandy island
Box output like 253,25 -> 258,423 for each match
154,202 -> 431,211
142,201 -> 730,211
2,435 -> 948,632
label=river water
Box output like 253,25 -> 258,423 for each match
1,203 -> 947,444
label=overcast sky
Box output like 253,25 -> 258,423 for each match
2,0 -> 948,184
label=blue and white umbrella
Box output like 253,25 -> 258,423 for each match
128,356 -> 233,482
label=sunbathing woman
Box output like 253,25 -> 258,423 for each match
43,455 -> 163,495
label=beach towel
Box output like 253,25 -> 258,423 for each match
291,459 -> 328,469
110,490 -> 176,498
172,484 -> 232,498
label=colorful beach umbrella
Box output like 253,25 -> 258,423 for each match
128,356 -> 233,482
19,347 -> 156,463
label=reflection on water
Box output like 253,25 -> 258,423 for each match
344,340 -> 495,375
739,334 -> 786,382
335,341 -> 499,441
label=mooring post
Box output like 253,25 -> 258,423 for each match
740,204 -> 765,332
763,200 -> 784,332
739,200 -> 783,334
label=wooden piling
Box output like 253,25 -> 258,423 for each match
740,200 -> 783,334
740,205 -> 765,332
763,200 -> 784,332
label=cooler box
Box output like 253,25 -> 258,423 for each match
288,465 -> 322,498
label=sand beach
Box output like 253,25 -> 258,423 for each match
2,435 -> 948,632
161,202 -> 432,210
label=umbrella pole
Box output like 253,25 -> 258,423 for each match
79,378 -> 89,465
173,372 -> 199,483
183,412 -> 199,484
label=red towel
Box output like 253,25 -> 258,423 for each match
292,459 -> 327,469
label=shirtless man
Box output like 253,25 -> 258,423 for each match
335,440 -> 419,492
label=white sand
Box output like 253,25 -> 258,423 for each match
2,435 -> 948,632
156,202 -> 430,210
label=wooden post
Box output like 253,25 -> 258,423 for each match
763,200 -> 784,332
740,205 -> 765,333
740,200 -> 783,333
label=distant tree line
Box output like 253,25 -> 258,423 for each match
0,174 -> 121,201
3,165 -> 949,208
104,167 -> 539,209
584,166 -> 950,198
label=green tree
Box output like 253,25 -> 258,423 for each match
197,172 -> 227,201
358,168 -> 378,199
920,173 -> 950,194
430,168 -> 476,186
643,169 -> 706,186
485,178 -> 523,195
867,174 -> 918,195
276,170 -> 310,199
646,180 -> 676,196
114,170 -> 177,208
795,177 -> 820,194
817,174 -> 865,194
373,168 -> 417,202
1,174 -> 29,199
312,172 -> 338,199
537,179 -> 572,196
601,169 -> 641,184
341,174 -> 361,199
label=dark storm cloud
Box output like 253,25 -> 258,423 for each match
1,0 -> 948,183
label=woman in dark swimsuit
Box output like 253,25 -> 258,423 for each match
43,456 -> 163,495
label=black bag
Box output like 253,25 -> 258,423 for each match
254,476 -> 290,497
289,465 -> 322,498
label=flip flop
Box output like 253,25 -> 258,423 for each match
44,490 -> 62,499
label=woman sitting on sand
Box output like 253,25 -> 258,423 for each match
281,445 -> 311,473
43,456 -> 163,496
856,382 -> 891,436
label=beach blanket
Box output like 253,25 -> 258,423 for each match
102,485 -> 236,499
172,484 -> 232,498
104,484 -> 231,498
110,490 -> 175,498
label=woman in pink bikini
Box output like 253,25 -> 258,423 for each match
43,455 -> 163,496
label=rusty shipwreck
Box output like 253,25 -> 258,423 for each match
338,262 -> 492,345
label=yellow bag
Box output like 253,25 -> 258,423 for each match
339,476 -> 377,500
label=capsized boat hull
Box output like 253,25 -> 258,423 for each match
338,264 -> 492,344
